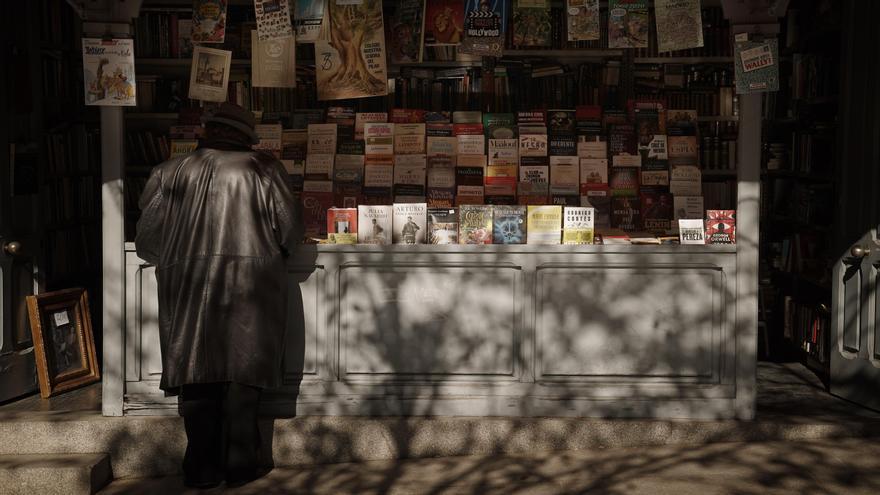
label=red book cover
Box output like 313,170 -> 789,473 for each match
453,123 -> 484,136
390,108 -> 426,123
301,189 -> 334,238
705,210 -> 736,244
327,208 -> 358,243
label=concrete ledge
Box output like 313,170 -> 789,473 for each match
0,453 -> 111,495
2,413 -> 880,479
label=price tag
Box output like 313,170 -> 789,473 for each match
53,311 -> 70,327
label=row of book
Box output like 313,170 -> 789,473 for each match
41,176 -> 98,226
126,130 -> 171,167
325,203 -> 735,246
46,126 -> 101,175
783,297 -> 829,364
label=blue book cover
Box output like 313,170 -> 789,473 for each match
493,205 -> 527,244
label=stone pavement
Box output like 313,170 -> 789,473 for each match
100,437 -> 880,494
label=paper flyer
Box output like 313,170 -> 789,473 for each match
294,0 -> 326,43
251,33 -> 297,87
192,0 -> 227,43
315,0 -> 388,100
654,0 -> 704,53
388,0 -> 426,63
188,46 -> 232,102
608,0 -> 648,49
254,0 -> 294,41
566,0 -> 600,42
459,0 -> 507,57
82,38 -> 136,106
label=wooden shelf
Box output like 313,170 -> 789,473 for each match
635,56 -> 733,64
697,115 -> 739,122
762,170 -> 832,182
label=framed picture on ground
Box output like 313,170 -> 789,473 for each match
26,288 -> 100,398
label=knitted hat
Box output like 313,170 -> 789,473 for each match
201,103 -> 259,145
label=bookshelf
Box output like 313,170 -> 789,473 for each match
759,0 -> 841,382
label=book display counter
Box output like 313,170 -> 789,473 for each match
98,0 -> 765,420
122,241 -> 744,419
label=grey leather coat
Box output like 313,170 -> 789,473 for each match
135,141 -> 300,393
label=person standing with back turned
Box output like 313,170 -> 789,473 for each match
135,103 -> 300,489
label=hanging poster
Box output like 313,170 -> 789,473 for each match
512,0 -> 552,48
608,0 -> 648,49
566,0 -> 600,41
251,32 -> 297,87
254,0 -> 294,41
294,0 -> 327,43
388,0 -> 426,63
192,0 -> 227,43
655,0 -> 703,53
82,38 -> 136,106
734,36 -> 779,94
315,0 -> 388,100
424,0 -> 465,46
459,0 -> 507,57
188,46 -> 232,102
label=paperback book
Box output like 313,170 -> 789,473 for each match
678,219 -> 705,245
192,0 -> 227,43
387,0 -> 427,63
357,205 -> 393,244
706,210 -> 736,244
566,0 -> 600,41
459,205 -> 493,244
526,205 -> 562,244
254,0 -> 294,41
188,46 -> 232,102
424,0 -> 465,46
460,0 -> 507,57
393,203 -> 428,244
608,0 -> 648,49
563,206 -> 595,244
654,0 -> 703,53
293,0 -> 326,43
427,207 -> 459,244
493,205 -> 527,244
82,38 -> 137,106
327,207 -> 358,244
611,196 -> 641,231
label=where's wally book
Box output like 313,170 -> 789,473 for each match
357,205 -> 393,244
82,38 -> 136,106
191,0 -> 227,43
706,210 -> 736,244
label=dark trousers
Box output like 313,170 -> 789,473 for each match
179,382 -> 262,482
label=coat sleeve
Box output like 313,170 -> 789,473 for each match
135,166 -> 165,265
266,160 -> 302,257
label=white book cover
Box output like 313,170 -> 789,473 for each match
456,154 -> 487,169
519,134 -> 548,157
392,203 -> 428,244
612,154 -> 642,167
188,46 -> 232,102
305,153 -> 333,179
254,0 -> 294,41
550,156 -> 580,195
427,136 -> 457,156
674,196 -> 704,221
457,134 -> 486,155
563,207 -> 595,245
577,140 -> 607,158
355,112 -> 388,140
489,138 -> 519,165
393,163 -> 427,186
678,219 -> 705,245
82,38 -> 136,106
580,158 -> 608,186
364,163 -> 394,188
641,170 -> 669,186
357,205 -> 393,244
364,122 -> 395,155
307,123 -> 338,155
427,159 -> 456,188
254,123 -> 282,155
394,126 -> 427,154
251,34 -> 296,88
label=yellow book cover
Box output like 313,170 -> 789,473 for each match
526,205 -> 562,244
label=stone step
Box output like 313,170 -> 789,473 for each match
0,453 -> 112,495
1,412 -> 880,480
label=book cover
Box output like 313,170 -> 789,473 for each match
316,0 -> 388,100
82,38 -> 136,106
706,210 -> 736,244
455,185 -> 485,205
307,123 -> 338,155
170,139 -> 198,158
254,0 -> 294,41
452,111 -> 483,124
393,155 -> 427,197
519,134 -> 548,157
457,134 -> 486,155
427,136 -> 458,156
678,219 -> 705,245
251,34 -> 296,88
457,154 -> 487,168
519,164 -> 549,203
512,0 -> 551,47
610,167 -> 639,196
178,19 -> 194,57
455,164 -> 484,186
427,188 -> 455,207
254,123 -> 283,157
563,206 -> 595,244
640,170 -> 669,188
526,205 -> 562,244
582,190 -> 610,228
580,158 -> 608,192
548,109 -> 576,136
427,123 -> 454,137
357,205 -> 393,244
577,140 -> 607,159
305,154 -> 334,180
493,205 -> 527,244
327,207 -> 358,244
550,156 -> 579,195
188,46 -> 231,102
669,164 -> 701,196
640,191 -> 674,232
483,113 -> 517,139
390,108 -> 427,123
394,123 -> 427,154
517,110 -> 547,125
302,180 -> 334,237
388,0 -> 427,63
488,139 -> 519,165
611,196 -> 641,231
364,123 -> 395,155
735,36 -> 779,94
674,195 -> 704,221
666,109 -> 698,136
654,0 -> 703,53
427,207 -> 459,244
549,136 -> 577,156
640,135 -> 668,171
485,163 -> 518,197
363,159 -> 394,198
393,203 -> 428,244
424,0 -> 465,46
609,123 -> 637,157
608,0 -> 648,49
355,112 -> 388,140
566,0 -> 600,41
427,155 -> 456,205
192,0 -> 227,43
458,205 -> 493,244
460,0 -> 507,57
294,0 -> 326,43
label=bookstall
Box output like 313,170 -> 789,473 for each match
98,0 -> 772,419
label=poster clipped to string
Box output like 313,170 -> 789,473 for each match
82,38 -> 136,106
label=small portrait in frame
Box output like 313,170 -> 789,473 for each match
26,288 -> 100,398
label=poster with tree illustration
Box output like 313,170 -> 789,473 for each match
315,0 -> 388,100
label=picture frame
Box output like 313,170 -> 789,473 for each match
26,288 -> 100,398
